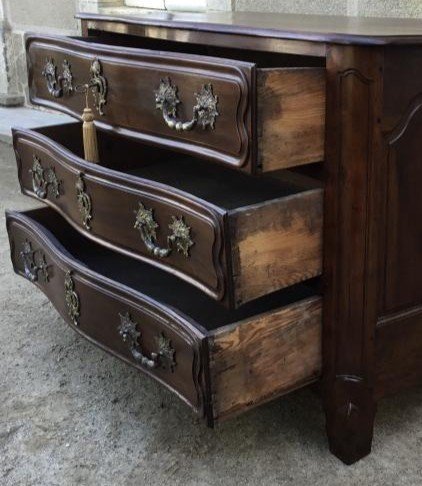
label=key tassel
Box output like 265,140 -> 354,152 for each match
82,106 -> 99,163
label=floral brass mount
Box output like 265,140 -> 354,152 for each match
29,155 -> 62,199
118,311 -> 176,372
134,202 -> 194,258
42,58 -> 73,98
64,271 -> 80,326
155,77 -> 219,132
20,239 -> 50,283
76,173 -> 93,231
42,57 -> 107,115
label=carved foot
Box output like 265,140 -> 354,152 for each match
324,377 -> 377,465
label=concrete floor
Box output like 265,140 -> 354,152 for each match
1,110 -> 422,485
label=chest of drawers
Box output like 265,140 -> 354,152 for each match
7,11 -> 422,465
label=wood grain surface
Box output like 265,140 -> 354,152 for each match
258,67 -> 326,171
210,296 -> 322,421
229,188 -> 323,306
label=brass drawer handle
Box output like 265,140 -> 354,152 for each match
30,155 -> 62,199
134,202 -> 194,258
20,239 -> 50,283
42,57 -> 107,115
64,271 -> 80,326
118,312 -> 176,372
155,77 -> 219,132
42,58 -> 74,98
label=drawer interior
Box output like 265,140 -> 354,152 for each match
35,122 -> 321,210
27,207 -> 317,332
77,34 -> 325,68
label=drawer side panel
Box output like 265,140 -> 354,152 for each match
229,188 -> 323,306
209,296 -> 322,421
258,67 -> 326,171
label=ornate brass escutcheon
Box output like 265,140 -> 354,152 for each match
118,312 -> 176,371
155,77 -> 219,132
155,332 -> 177,372
74,58 -> 108,116
20,239 -> 50,283
29,155 -> 62,199
42,58 -> 74,98
64,271 -> 80,326
89,58 -> 107,116
75,173 -> 92,231
134,202 -> 194,258
43,56 -> 107,115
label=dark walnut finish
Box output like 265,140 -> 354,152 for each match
14,122 -> 322,307
322,41 -> 422,463
77,11 -> 422,47
80,13 -> 422,464
8,11 -> 422,464
6,208 -> 322,424
26,34 -> 325,173
322,45 -> 384,465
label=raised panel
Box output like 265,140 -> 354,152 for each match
384,102 -> 422,312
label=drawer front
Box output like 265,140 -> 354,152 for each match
26,35 -> 254,171
7,211 -> 207,415
14,129 -> 227,301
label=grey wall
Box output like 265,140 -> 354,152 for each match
3,0 -> 80,31
233,0 -> 349,15
0,0 -> 81,105
227,0 -> 422,16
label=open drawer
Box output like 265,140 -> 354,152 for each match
14,122 -> 323,308
26,34 -> 326,173
6,207 -> 322,423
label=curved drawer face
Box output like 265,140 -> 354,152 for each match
6,211 -> 207,415
14,130 -> 227,301
26,35 -> 253,171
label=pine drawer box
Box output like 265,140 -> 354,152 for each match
6,10 -> 422,465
